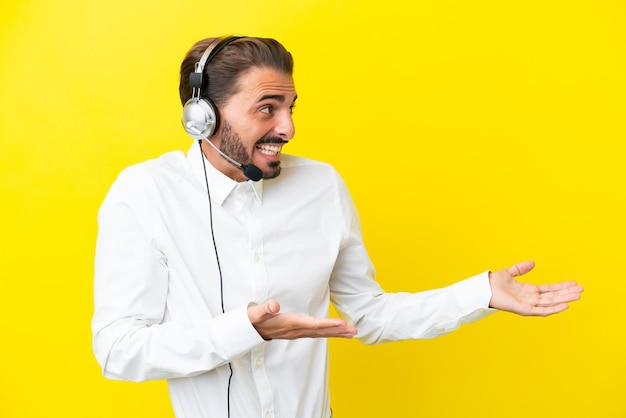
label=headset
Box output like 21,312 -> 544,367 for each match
182,36 -> 244,139
182,35 -> 263,182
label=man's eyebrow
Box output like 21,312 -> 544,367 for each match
257,94 -> 285,103
257,94 -> 298,104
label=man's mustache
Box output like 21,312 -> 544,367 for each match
256,137 -> 288,145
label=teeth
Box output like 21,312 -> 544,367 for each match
257,144 -> 282,156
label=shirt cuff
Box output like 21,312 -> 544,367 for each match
452,271 -> 498,322
207,304 -> 265,360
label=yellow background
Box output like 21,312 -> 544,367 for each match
1,0 -> 624,416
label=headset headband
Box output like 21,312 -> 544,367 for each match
189,36 -> 244,90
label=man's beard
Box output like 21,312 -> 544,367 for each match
220,120 -> 282,180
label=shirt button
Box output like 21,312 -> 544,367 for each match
255,359 -> 262,368
265,414 -> 272,418
253,254 -> 260,263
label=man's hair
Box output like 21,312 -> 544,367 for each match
179,37 -> 294,107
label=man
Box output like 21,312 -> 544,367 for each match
92,36 -> 583,418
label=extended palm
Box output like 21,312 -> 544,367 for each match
488,261 -> 583,316
248,300 -> 357,340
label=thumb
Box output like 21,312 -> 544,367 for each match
248,300 -> 280,324
507,260 -> 536,277
263,299 -> 281,315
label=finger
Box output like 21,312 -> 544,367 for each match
507,260 -> 535,277
334,330 -> 357,339
293,318 -> 356,338
304,317 -> 350,332
323,322 -> 357,338
537,281 -> 583,294
535,286 -> 583,307
306,323 -> 357,339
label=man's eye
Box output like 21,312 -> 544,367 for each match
260,106 -> 272,114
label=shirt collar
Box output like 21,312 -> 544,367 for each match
187,140 -> 264,206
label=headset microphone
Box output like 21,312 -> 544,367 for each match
187,123 -> 263,182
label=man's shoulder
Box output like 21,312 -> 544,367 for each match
120,150 -> 189,177
109,150 -> 193,196
144,149 -> 189,171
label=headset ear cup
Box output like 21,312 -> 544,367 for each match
182,97 -> 220,139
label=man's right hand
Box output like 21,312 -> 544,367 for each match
247,300 -> 357,340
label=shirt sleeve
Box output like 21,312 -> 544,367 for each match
91,165 -> 263,382
328,172 -> 496,345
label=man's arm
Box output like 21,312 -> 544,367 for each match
92,166 -> 264,381
247,262 -> 583,341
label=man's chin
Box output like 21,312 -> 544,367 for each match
262,162 -> 281,180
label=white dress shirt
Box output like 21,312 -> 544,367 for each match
92,141 -> 494,418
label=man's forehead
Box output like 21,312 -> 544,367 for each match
237,67 -> 297,101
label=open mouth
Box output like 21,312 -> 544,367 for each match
256,143 -> 284,156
